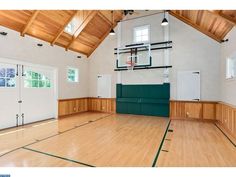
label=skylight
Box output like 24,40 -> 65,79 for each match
64,17 -> 79,35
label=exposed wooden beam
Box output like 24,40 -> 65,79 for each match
66,10 -> 98,50
51,10 -> 78,45
21,10 -> 39,36
208,10 -> 236,26
87,24 -> 115,57
87,11 -> 123,57
98,11 -> 113,26
169,11 -> 222,43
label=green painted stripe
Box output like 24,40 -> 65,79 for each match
25,114 -> 113,148
214,123 -> 236,147
0,114 -> 112,158
151,120 -> 171,167
23,147 -> 95,167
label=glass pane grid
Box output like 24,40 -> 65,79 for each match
0,67 -> 16,88
24,70 -> 51,88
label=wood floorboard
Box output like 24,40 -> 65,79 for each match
156,120 -> 236,167
0,149 -> 85,167
0,112 -> 110,156
26,114 -> 169,167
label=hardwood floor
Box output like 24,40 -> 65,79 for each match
26,114 -> 169,167
0,112 -> 110,156
0,149 -> 85,167
157,120 -> 236,167
0,112 -> 235,167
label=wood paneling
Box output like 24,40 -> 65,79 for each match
216,102 -> 236,144
203,103 -> 216,120
170,100 -> 217,120
58,98 -> 88,117
0,10 -> 123,57
170,10 -> 236,42
88,98 -> 116,113
58,97 -> 116,117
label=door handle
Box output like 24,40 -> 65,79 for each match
22,65 -> 26,76
16,114 -> 19,127
21,113 -> 25,125
16,64 -> 19,76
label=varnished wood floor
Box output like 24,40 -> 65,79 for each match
0,112 -> 169,167
0,113 -> 235,167
157,120 -> 236,167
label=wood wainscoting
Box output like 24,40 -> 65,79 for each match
216,102 -> 236,144
58,98 -> 88,117
170,100 -> 217,120
58,97 -> 116,117
88,98 -> 116,113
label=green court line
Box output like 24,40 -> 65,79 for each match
23,147 -> 95,167
214,123 -> 236,147
151,120 -> 171,167
24,113 -> 113,147
0,114 -> 112,158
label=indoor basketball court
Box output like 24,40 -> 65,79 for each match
0,10 -> 235,168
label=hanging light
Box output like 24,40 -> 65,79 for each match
109,28 -> 115,35
109,11 -> 115,35
161,10 -> 168,26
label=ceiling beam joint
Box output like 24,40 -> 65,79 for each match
21,10 -> 40,37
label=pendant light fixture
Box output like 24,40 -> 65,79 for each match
109,11 -> 115,35
161,10 -> 168,26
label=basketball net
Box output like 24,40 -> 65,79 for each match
126,60 -> 136,71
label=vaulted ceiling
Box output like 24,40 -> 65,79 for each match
0,10 -> 235,57
0,10 -> 123,57
169,10 -> 236,42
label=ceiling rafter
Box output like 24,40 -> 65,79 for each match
169,11 -> 222,43
51,10 -> 78,46
21,10 -> 39,36
98,11 -> 113,26
66,10 -> 98,51
208,10 -> 236,26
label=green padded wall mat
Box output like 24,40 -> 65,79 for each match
116,83 -> 170,117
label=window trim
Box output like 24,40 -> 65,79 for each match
133,25 -> 150,44
67,67 -> 79,83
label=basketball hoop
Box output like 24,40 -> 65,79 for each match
126,60 -> 136,71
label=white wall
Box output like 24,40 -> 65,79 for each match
0,26 -> 89,99
88,13 -> 221,101
220,27 -> 236,106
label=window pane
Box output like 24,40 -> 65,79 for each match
32,80 -> 38,88
25,71 -> 32,79
6,68 -> 15,78
46,80 -> 51,88
136,30 -> 142,36
24,79 -> 32,88
142,35 -> 148,41
39,80 -> 45,88
0,78 -> 5,87
6,78 -> 15,87
0,68 -> 5,77
32,72 -> 38,79
142,29 -> 148,36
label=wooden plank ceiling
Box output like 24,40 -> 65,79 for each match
0,10 -> 123,57
0,10 -> 235,57
169,10 -> 236,42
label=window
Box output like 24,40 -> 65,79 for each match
64,17 -> 79,35
133,25 -> 150,43
24,70 -> 51,88
67,68 -> 79,82
226,57 -> 236,79
0,67 -> 16,87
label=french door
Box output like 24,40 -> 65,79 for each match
20,65 -> 55,124
0,62 -> 20,129
0,60 -> 56,130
